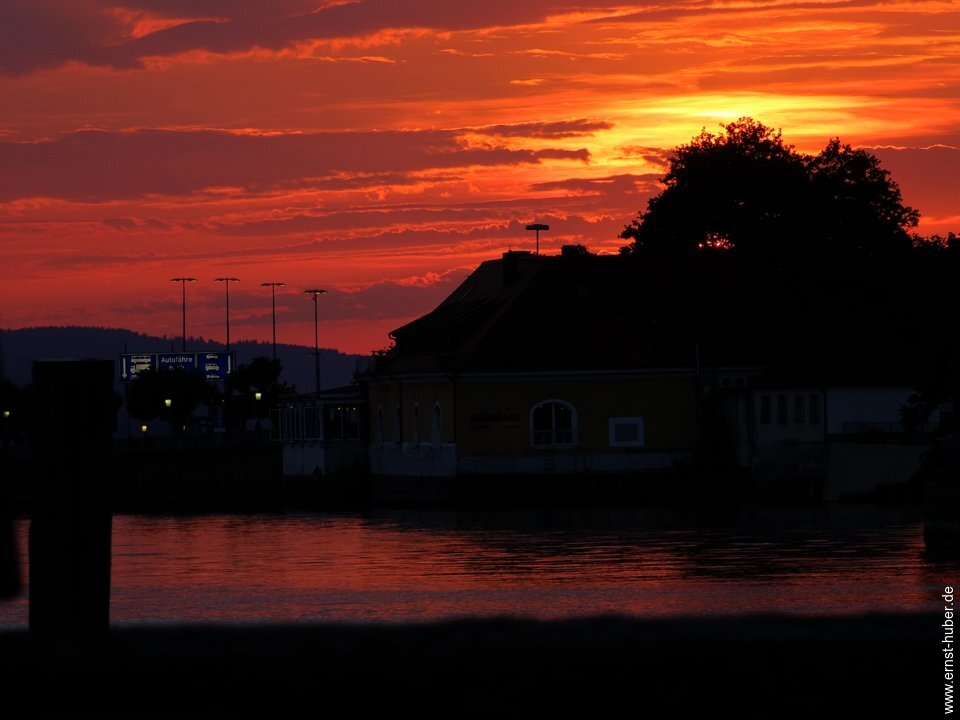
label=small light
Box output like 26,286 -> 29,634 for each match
254,391 -> 262,401
2,410 -> 10,419
140,424 -> 148,433
164,398 -> 172,408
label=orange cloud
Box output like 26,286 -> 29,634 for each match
0,0 -> 958,351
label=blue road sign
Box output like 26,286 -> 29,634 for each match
157,353 -> 197,372
199,352 -> 233,381
119,351 -> 234,381
119,353 -> 155,380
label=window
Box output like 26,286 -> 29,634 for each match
377,406 -> 384,445
794,394 -> 805,424
394,405 -> 401,444
760,395 -> 771,424
530,400 -> 577,447
777,394 -> 788,425
347,406 -> 360,439
325,405 -> 360,440
303,405 -> 322,439
412,404 -> 421,446
609,417 -> 644,447
809,393 -> 822,424
432,402 -> 442,445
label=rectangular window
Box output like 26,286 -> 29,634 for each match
326,406 -> 343,440
345,406 -> 360,440
809,394 -> 822,424
303,406 -> 322,439
609,417 -> 645,447
794,394 -> 805,424
777,395 -> 788,425
760,395 -> 771,424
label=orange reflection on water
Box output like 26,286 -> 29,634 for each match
0,506 -> 948,628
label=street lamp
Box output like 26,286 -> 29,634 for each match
214,277 -> 240,351
525,223 -> 549,255
260,282 -> 286,361
170,277 -> 197,352
303,289 -> 327,398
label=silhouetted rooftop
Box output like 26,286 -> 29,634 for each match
381,249 -> 821,379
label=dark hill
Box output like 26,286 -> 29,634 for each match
0,326 -> 364,391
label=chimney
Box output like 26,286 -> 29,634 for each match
561,244 -> 590,258
502,250 -> 532,286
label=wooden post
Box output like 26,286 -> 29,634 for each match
29,359 -> 114,631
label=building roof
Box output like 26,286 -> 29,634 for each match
377,248 -> 821,378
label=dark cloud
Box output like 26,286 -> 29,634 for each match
212,206 -> 523,237
0,128 -> 589,201
0,0 -> 641,75
616,145 -> 673,168
307,270 -> 468,322
529,173 -> 660,195
0,0 -> 135,75
102,216 -> 172,231
471,119 -> 614,138
37,213 -> 627,271
0,0 -> 909,76
589,0 -> 883,27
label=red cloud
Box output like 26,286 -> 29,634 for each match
0,0 -> 636,74
0,128 -> 589,201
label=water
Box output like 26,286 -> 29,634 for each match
0,505 -> 951,627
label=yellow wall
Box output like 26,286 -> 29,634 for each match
367,378 -> 456,445
368,374 -> 700,455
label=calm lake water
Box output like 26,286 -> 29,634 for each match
0,505 -> 952,627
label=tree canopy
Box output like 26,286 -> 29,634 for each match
127,367 -> 209,431
620,118 -> 919,266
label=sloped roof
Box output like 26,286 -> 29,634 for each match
378,249 -> 820,378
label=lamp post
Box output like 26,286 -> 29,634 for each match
260,282 -> 286,361
169,277 -> 197,352
525,223 -> 549,255
303,289 -> 327,398
214,277 -> 240,351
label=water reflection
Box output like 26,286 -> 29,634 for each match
0,505 -> 951,627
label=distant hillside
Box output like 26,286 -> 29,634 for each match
0,326 -> 366,392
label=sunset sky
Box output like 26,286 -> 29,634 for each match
1,0 -> 959,354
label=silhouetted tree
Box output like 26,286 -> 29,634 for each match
620,118 -> 918,269
219,357 -> 292,428
127,368 -> 208,432
806,139 -> 918,259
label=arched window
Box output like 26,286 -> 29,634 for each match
412,404 -> 421,446
432,402 -> 442,445
530,400 -> 577,447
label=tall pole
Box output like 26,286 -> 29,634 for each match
170,277 -> 196,352
214,277 -> 239,351
304,289 -> 327,398
261,282 -> 286,361
525,223 -> 550,255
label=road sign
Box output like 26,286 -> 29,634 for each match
199,352 -> 233,381
118,352 -> 235,382
119,353 -> 155,381
157,352 -> 197,373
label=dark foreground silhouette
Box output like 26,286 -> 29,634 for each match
0,613 -> 929,717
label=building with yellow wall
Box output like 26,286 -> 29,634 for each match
364,246 -> 813,501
